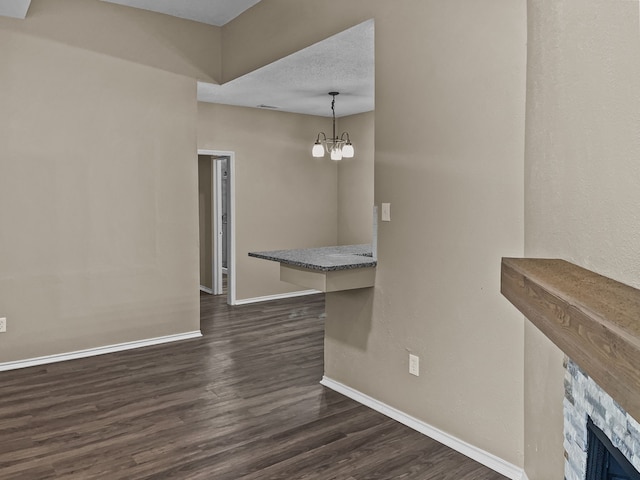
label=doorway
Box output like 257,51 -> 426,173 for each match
198,150 -> 236,305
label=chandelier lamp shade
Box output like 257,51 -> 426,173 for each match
312,92 -> 354,161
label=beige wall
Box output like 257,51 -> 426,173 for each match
225,0 -> 527,468
0,0 -> 529,473
337,111 -> 374,246
0,1 -> 202,363
197,103 -> 339,300
354,1 -> 526,466
524,0 -> 640,477
198,156 -> 213,290
3,0 -> 221,83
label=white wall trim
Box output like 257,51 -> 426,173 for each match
320,376 -> 526,480
227,154 -> 237,305
234,289 -> 321,305
521,473 -> 530,480
200,285 -> 213,294
0,331 -> 202,372
213,157 -> 223,295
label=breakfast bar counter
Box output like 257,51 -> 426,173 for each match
249,244 -> 376,292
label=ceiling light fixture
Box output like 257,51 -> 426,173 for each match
312,92 -> 354,161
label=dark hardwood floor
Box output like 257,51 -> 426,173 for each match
0,292 -> 508,479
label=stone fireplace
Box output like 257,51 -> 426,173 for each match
564,358 -> 640,480
500,258 -> 640,480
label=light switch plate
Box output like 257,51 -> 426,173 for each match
381,203 -> 391,222
409,353 -> 419,376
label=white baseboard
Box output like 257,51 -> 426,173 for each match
234,289 -> 321,305
0,331 -> 202,372
200,285 -> 213,294
521,473 -> 530,480
320,376 -> 526,480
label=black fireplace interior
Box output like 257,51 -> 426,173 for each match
586,418 -> 640,480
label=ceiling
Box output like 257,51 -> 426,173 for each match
99,0 -> 263,27
0,0 -> 261,25
2,0 -> 374,118
198,20 -> 374,118
0,0 -> 30,19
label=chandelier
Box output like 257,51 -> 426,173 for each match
312,92 -> 354,161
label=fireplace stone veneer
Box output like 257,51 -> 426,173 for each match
564,357 -> 640,480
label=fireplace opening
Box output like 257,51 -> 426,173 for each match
586,418 -> 640,480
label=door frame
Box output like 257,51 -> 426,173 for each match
198,149 -> 236,305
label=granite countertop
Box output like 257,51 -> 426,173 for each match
249,244 -> 376,272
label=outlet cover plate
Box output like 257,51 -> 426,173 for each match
0,318 -> 6,333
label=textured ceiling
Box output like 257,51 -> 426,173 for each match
198,20 -> 375,118
100,0 -> 262,26
0,0 -> 30,19
1,0 -> 373,118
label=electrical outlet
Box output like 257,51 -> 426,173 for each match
409,353 -> 419,376
0,317 -> 6,333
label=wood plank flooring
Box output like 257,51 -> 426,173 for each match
0,292 -> 509,479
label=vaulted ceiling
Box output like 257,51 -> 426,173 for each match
100,0 -> 263,26
1,0 -> 374,117
0,0 -> 30,19
198,20 -> 374,118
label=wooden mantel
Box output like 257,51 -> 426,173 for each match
501,258 -> 640,420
